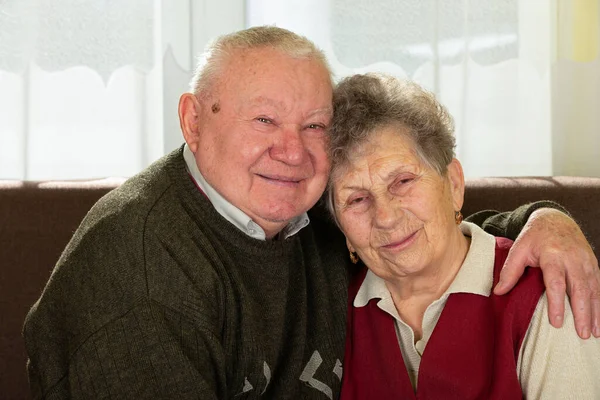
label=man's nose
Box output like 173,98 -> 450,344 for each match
270,125 -> 306,165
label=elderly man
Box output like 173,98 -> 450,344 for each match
24,26 -> 599,399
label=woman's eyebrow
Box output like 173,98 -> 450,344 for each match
383,165 -> 416,181
339,185 -> 363,192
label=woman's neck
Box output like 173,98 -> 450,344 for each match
385,229 -> 471,341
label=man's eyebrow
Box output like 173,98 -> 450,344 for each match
307,107 -> 333,118
244,98 -> 332,119
247,96 -> 287,110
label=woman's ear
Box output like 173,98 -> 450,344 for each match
346,238 -> 356,254
178,93 -> 203,152
447,158 -> 466,211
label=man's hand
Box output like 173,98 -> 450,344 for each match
493,208 -> 600,339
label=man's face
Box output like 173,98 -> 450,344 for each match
189,48 -> 333,237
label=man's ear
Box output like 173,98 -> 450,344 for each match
178,93 -> 202,152
447,158 -> 466,212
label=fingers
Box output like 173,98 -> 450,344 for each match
520,208 -> 599,338
560,244 -> 598,338
564,246 -> 600,339
591,285 -> 600,338
540,263 -> 568,329
588,259 -> 600,338
493,238 -> 529,295
541,247 -> 596,338
567,280 -> 593,339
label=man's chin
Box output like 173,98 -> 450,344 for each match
255,204 -> 309,224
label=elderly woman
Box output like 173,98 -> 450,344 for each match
327,74 -> 600,399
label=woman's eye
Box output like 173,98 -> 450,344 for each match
308,123 -> 324,130
257,117 -> 272,124
389,177 -> 415,194
393,177 -> 414,188
348,196 -> 367,205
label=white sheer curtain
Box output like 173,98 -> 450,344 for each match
249,0 -> 600,178
0,0 -> 244,180
1,0 -> 598,180
553,0 -> 600,176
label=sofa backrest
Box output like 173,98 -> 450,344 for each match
0,179 -> 123,400
462,176 -> 600,258
1,176 -> 599,399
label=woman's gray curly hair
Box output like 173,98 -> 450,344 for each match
326,73 -> 457,221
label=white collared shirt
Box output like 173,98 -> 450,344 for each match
183,144 -> 310,240
353,222 -> 600,398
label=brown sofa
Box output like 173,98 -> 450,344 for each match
1,176 -> 599,399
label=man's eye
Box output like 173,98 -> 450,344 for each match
257,117 -> 272,124
308,124 -> 324,130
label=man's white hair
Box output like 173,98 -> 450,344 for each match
189,25 -> 333,97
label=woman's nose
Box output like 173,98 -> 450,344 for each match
373,197 -> 401,229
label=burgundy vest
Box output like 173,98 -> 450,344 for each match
341,237 -> 544,400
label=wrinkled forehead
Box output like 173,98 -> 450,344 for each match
330,124 -> 418,184
223,47 -> 333,87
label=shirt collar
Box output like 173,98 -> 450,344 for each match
354,221 -> 497,307
183,144 -> 310,241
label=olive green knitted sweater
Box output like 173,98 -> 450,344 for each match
24,147 -> 350,399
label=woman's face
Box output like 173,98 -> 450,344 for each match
333,126 -> 465,280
